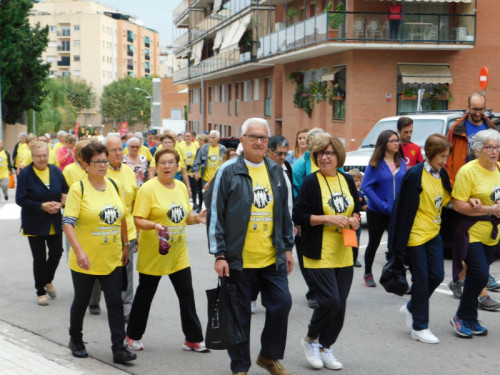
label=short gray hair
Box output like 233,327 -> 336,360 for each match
472,129 -> 500,154
134,132 -> 143,140
209,130 -> 220,138
19,132 -> 28,140
241,118 -> 271,137
102,134 -> 122,146
127,137 -> 141,147
57,130 -> 67,137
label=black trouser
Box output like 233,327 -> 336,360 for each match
307,267 -> 353,348
364,209 -> 391,275
69,267 -> 125,352
127,267 -> 203,343
195,179 -> 204,208
27,234 -> 63,296
295,234 -> 316,300
189,174 -> 197,206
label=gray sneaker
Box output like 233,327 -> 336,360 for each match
478,295 -> 500,311
448,281 -> 462,299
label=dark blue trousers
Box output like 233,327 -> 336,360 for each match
227,263 -> 292,373
457,242 -> 497,321
406,235 -> 444,330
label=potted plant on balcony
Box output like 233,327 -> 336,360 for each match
402,87 -> 417,100
433,84 -> 452,101
287,7 -> 301,25
325,1 -> 345,39
327,83 -> 345,104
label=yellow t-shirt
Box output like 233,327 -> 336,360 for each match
20,149 -> 59,167
123,145 -> 153,162
53,142 -> 64,154
15,143 -> 28,167
0,149 -> 9,179
64,176 -> 125,275
107,164 -> 138,241
452,160 -> 500,246
150,149 -> 186,172
242,163 -> 275,268
203,145 -> 221,182
63,162 -> 87,187
310,155 -> 319,173
179,142 -> 198,168
408,170 -> 451,247
133,178 -> 191,276
305,173 -> 354,268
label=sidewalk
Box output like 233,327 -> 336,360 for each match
0,320 -> 129,375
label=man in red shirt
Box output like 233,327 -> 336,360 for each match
398,117 -> 423,168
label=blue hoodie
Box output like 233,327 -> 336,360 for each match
361,159 -> 406,215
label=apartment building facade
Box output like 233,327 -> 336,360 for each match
173,0 -> 499,151
30,0 -> 160,94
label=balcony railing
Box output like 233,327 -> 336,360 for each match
127,64 -> 133,70
57,59 -> 70,66
264,98 -> 271,117
256,11 -> 475,59
57,30 -> 71,37
57,46 -> 71,52
173,0 -> 189,25
173,30 -> 189,49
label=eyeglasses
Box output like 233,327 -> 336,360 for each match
470,107 -> 486,113
387,139 -> 400,144
483,146 -> 500,152
158,160 -> 177,167
90,159 -> 110,166
32,154 -> 48,159
108,148 -> 123,153
273,151 -> 287,157
245,134 -> 269,143
317,151 -> 336,159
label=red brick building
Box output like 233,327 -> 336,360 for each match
173,0 -> 496,151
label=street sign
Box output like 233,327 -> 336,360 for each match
479,66 -> 489,90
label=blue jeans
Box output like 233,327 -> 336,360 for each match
227,263 -> 292,373
406,235 -> 444,330
457,242 -> 497,321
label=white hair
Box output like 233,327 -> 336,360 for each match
209,130 -> 220,138
57,130 -> 67,137
19,132 -> 28,140
102,134 -> 122,146
127,137 -> 141,147
472,129 -> 500,153
133,132 -> 143,140
241,118 -> 271,137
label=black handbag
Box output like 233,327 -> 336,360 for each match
205,277 -> 247,350
380,253 -> 409,297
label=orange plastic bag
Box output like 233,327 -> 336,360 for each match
342,228 -> 358,248
8,173 -> 15,189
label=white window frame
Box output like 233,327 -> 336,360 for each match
221,84 -> 227,103
253,79 -> 259,100
215,85 -> 220,102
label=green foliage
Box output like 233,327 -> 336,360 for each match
0,0 -> 51,124
325,1 -> 345,29
288,73 -> 327,118
27,78 -> 78,135
101,77 -> 153,126
66,79 -> 94,112
403,86 -> 416,98
287,7 -> 301,22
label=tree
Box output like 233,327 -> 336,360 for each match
66,79 -> 94,112
0,0 -> 51,124
101,77 -> 152,128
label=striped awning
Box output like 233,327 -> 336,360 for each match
399,64 -> 453,84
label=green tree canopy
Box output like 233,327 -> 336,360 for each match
101,77 -> 152,126
66,79 -> 94,112
0,0 -> 50,124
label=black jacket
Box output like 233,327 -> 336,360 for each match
293,171 -> 360,260
388,162 -> 452,257
16,164 -> 68,235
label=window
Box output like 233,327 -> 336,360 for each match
215,85 -> 220,102
127,30 -> 134,42
145,36 -> 150,47
61,27 -> 70,36
48,41 -> 58,48
74,25 -> 80,31
228,84 -> 232,115
73,55 -> 80,62
253,79 -> 259,100
49,26 -> 56,32
73,40 -> 80,47
222,84 -> 227,103
73,70 -> 81,77
145,62 -> 150,73
265,78 -> 272,117
208,87 -> 213,114
61,41 -> 70,51
331,66 -> 346,120
193,88 -> 200,103
243,81 -> 251,102
62,71 -> 71,78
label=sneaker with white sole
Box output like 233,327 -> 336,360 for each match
183,341 -> 209,352
468,320 -> 488,336
478,295 -> 500,311
45,283 -> 57,299
37,295 -> 49,306
411,329 -> 439,344
320,348 -> 343,370
448,281 -> 462,299
399,304 -> 412,330
450,316 -> 473,338
300,338 -> 323,369
126,336 -> 144,351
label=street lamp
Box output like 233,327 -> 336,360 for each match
134,87 -> 152,129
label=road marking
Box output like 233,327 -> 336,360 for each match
435,284 -> 453,296
0,204 -> 21,220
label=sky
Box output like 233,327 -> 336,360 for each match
98,0 -> 178,46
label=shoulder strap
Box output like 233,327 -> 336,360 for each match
80,180 -> 84,199
107,177 -> 120,195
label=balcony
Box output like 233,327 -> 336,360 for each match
57,58 -> 70,66
145,54 -> 150,61
173,30 -> 189,49
57,30 -> 71,37
57,46 -> 71,52
145,68 -> 150,73
256,11 -> 475,61
173,0 -> 189,27
127,64 -> 133,70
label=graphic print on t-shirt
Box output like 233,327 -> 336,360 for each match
434,194 -> 443,224
208,153 -> 218,162
167,203 -> 187,224
328,192 -> 351,214
253,184 -> 273,209
490,186 -> 500,203
99,205 -> 121,225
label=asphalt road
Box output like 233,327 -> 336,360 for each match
1,190 -> 499,375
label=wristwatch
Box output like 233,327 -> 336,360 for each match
123,241 -> 132,247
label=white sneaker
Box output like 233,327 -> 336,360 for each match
45,283 -> 57,299
411,329 -> 439,344
300,338 -> 323,369
251,300 -> 257,314
400,304 -> 412,331
320,348 -> 343,370
126,336 -> 144,351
